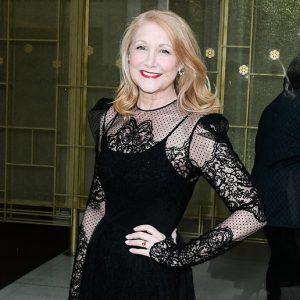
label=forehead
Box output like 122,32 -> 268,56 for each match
131,21 -> 172,45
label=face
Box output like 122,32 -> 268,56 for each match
128,21 -> 181,101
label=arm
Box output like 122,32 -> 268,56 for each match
69,173 -> 106,298
88,97 -> 113,147
69,103 -> 109,298
131,114 -> 266,268
81,99 -> 110,240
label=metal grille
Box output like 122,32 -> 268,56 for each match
1,0 -> 299,250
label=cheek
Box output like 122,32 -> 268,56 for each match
160,58 -> 179,73
129,52 -> 143,68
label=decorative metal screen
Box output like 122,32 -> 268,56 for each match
1,0 -> 299,251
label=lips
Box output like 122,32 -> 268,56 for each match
140,70 -> 162,79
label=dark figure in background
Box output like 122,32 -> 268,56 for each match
252,53 -> 300,300
69,10 -> 266,300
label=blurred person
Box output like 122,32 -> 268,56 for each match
252,53 -> 300,300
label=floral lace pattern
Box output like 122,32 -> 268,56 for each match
148,114 -> 266,269
107,118 -> 156,153
199,113 -> 229,142
200,141 -> 266,222
165,140 -> 199,182
87,175 -> 105,210
69,103 -> 266,295
69,230 -> 88,299
69,174 -> 106,299
150,227 -> 237,267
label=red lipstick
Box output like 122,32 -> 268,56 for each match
140,70 -> 162,79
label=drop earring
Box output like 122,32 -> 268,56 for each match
178,68 -> 185,76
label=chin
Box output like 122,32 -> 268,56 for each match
140,88 -> 162,95
138,85 -> 162,94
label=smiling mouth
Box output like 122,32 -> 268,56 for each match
140,70 -> 162,79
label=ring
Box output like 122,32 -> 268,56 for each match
142,241 -> 146,247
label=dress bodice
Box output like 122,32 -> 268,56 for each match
97,110 -> 197,236
69,100 -> 266,299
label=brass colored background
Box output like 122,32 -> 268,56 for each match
1,0 -> 300,248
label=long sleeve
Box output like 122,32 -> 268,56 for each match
69,101 -> 110,299
88,97 -> 113,147
149,114 -> 266,268
69,174 -> 106,299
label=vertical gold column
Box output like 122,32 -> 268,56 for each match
67,0 -> 89,255
3,0 -> 11,221
243,0 -> 255,162
218,0 -> 229,111
210,0 -> 229,228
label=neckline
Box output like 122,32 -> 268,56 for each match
136,99 -> 177,112
101,112 -> 189,156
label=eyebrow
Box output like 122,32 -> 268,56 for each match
132,40 -> 173,48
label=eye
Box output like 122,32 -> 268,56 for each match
160,49 -> 170,54
136,45 -> 146,50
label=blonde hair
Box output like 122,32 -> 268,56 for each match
114,10 -> 219,117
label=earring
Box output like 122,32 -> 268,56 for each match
178,68 -> 185,76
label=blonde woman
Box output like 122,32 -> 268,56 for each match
69,10 -> 266,300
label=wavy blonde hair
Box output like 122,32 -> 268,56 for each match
114,10 -> 219,117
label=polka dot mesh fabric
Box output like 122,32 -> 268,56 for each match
69,121 -> 106,299
69,100 -> 266,296
102,101 -> 266,268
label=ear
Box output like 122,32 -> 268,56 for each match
178,63 -> 185,76
178,63 -> 185,72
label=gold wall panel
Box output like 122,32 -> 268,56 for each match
1,0 -> 299,246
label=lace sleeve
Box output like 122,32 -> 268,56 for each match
190,114 -> 266,226
69,173 -> 106,298
149,114 -> 266,268
69,104 -> 109,299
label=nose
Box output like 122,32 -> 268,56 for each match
144,50 -> 157,68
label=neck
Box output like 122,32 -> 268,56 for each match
137,89 -> 177,110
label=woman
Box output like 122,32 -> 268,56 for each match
69,10 -> 266,299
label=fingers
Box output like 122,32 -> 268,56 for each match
171,228 -> 177,244
133,224 -> 166,239
126,231 -> 157,243
125,239 -> 149,248
133,224 -> 157,234
125,238 -> 150,257
128,247 -> 149,256
133,224 -> 155,232
125,224 -> 167,258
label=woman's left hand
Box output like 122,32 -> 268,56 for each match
125,224 -> 177,257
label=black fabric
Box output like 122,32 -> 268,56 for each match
69,101 -> 265,299
252,90 -> 300,228
78,120 -> 196,299
263,226 -> 300,294
88,98 -> 113,145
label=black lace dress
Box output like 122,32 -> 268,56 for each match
69,100 -> 266,299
